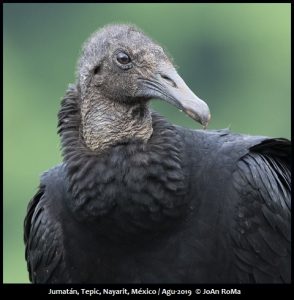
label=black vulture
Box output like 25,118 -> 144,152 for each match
24,24 -> 291,283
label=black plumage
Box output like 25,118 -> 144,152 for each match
24,24 -> 291,283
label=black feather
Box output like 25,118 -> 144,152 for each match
24,25 -> 291,284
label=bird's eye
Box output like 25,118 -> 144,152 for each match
116,52 -> 131,65
93,65 -> 101,75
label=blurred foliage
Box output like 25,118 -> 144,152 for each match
3,4 -> 290,283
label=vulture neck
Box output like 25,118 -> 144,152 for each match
58,84 -> 189,231
81,93 -> 153,152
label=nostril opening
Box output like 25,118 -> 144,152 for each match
160,74 -> 177,88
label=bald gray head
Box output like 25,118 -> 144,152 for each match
78,24 -> 165,95
75,24 -> 210,151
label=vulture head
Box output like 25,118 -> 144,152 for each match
73,24 -> 210,151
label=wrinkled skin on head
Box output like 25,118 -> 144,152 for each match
77,24 -> 210,127
78,24 -> 169,103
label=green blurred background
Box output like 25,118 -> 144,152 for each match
3,4 -> 290,283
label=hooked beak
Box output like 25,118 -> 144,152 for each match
138,65 -> 211,128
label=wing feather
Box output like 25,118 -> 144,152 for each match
24,185 -> 67,283
232,139 -> 291,283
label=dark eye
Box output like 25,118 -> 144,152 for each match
93,65 -> 101,74
116,52 -> 131,65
